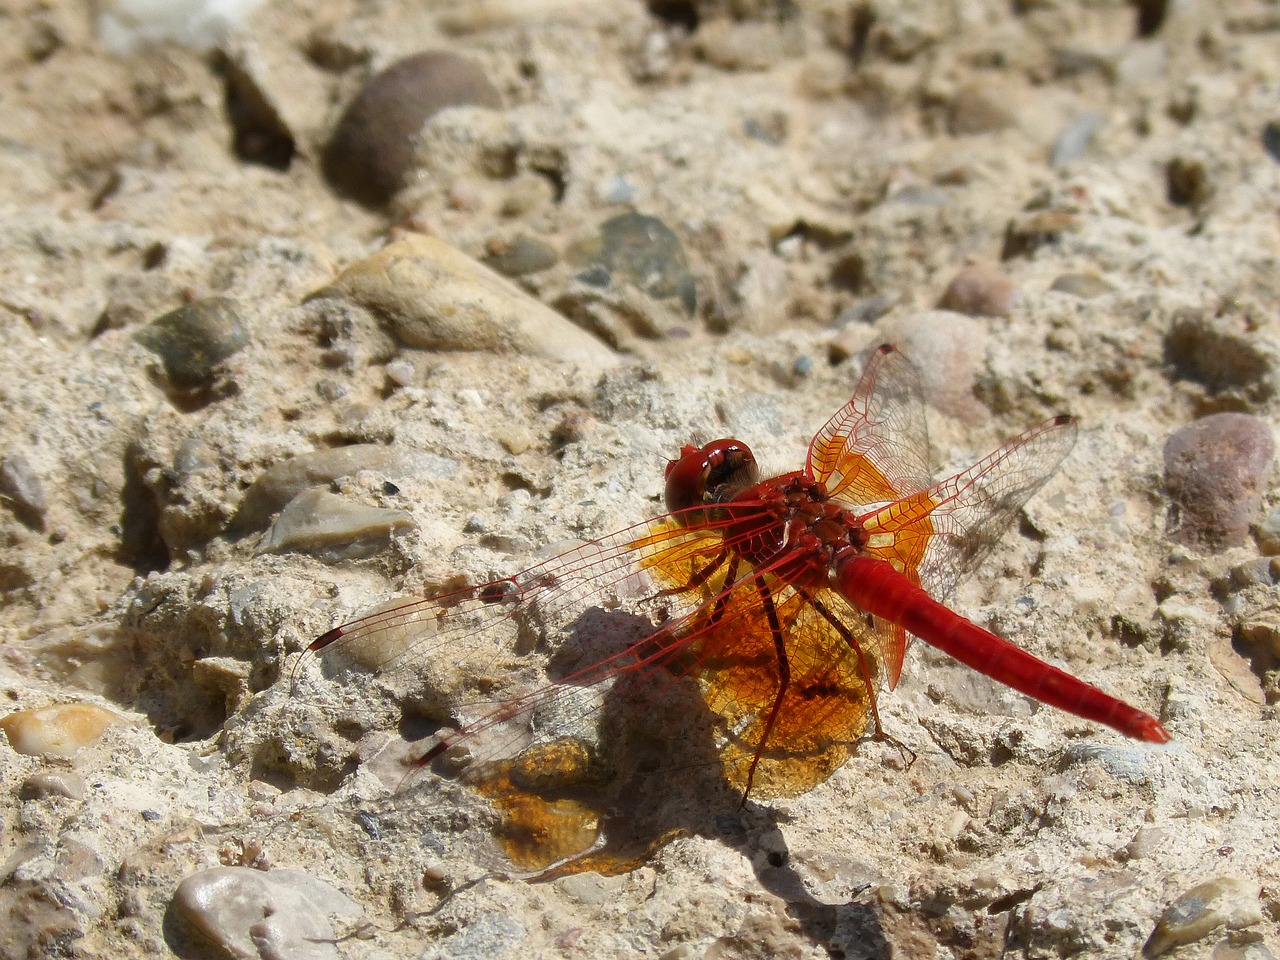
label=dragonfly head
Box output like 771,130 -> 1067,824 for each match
664,439 -> 759,522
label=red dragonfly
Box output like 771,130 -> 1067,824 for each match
306,345 -> 1168,869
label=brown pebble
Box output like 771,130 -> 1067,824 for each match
947,84 -> 1015,136
0,703 -> 129,759
939,260 -> 1016,317
323,52 -> 502,207
1163,413 -> 1275,550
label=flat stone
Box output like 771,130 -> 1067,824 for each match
313,234 -> 614,364
172,866 -> 361,960
259,488 -> 415,560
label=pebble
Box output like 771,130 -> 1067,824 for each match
135,297 -> 249,393
482,234 -> 559,277
568,212 -> 697,316
96,0 -> 264,54
938,260 -> 1016,317
323,52 -> 501,206
0,703 -> 129,759
259,488 -> 415,560
1263,121 -> 1280,165
1163,413 -> 1275,549
877,310 -> 990,423
1256,506 -> 1280,555
18,770 -> 87,801
230,443 -> 455,535
1143,878 -> 1264,957
1167,156 -> 1211,209
313,234 -> 614,364
1049,272 -> 1113,298
947,83 -> 1016,136
171,866 -> 361,960
1050,111 -> 1104,166
1001,211 -> 1080,259
0,452 -> 47,526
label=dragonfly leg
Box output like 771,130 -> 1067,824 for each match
806,595 -> 885,739
654,547 -> 730,600
740,574 -> 789,806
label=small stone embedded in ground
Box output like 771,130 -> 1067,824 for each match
171,866 -> 362,960
878,310 -> 990,422
1051,111 -> 1104,166
0,703 -> 130,759
229,443 -> 455,534
312,234 -> 614,364
1142,877 -> 1264,958
1256,506 -> 1280,555
1163,413 -> 1275,549
18,770 -> 87,801
1049,272 -> 1113,298
0,452 -> 47,527
947,83 -> 1016,135
938,260 -> 1016,317
482,234 -> 559,277
568,212 -> 697,316
323,52 -> 502,206
259,488 -> 415,560
1001,211 -> 1080,259
135,297 -> 249,392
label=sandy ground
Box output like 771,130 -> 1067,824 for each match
1,1 -> 1278,958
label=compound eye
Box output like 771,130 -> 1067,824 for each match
664,439 -> 758,520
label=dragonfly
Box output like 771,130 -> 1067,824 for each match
304,344 -> 1169,874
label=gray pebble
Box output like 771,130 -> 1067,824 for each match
569,212 -> 697,316
135,297 -> 249,392
1050,111 -> 1103,166
1049,273 -> 1113,299
482,234 -> 559,277
323,52 -> 501,206
171,866 -> 361,960
1163,413 -> 1275,550
0,453 -> 47,525
18,770 -> 86,801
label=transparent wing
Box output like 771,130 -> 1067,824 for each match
806,344 -> 934,507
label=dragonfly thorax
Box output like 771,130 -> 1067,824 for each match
726,473 -> 870,591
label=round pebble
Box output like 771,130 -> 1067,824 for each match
323,52 -> 502,207
482,234 -> 559,277
878,310 -> 990,423
0,703 -> 129,759
135,297 -> 249,393
568,212 -> 697,316
1163,413 -> 1275,550
947,83 -> 1015,136
938,260 -> 1016,317
172,866 -> 361,960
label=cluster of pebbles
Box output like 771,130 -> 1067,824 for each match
1,1 -> 1279,958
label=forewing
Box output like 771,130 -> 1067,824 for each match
806,344 -> 934,507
